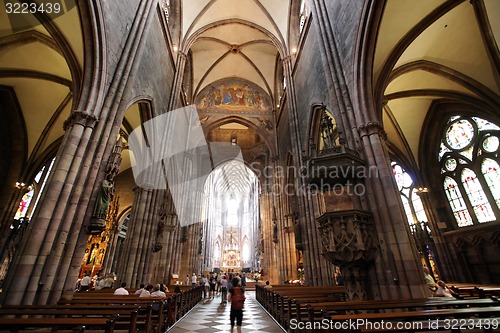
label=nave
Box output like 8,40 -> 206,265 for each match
168,291 -> 284,333
0,0 -> 499,309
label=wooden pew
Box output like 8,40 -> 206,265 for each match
0,317 -> 115,333
326,306 -> 500,332
59,285 -> 203,332
450,283 -> 500,299
255,285 -> 346,328
256,283 -> 500,333
57,298 -> 162,333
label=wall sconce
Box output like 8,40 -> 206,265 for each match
173,45 -> 178,52
415,187 -> 429,195
15,182 -> 33,191
291,48 -> 297,55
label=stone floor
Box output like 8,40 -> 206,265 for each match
167,290 -> 285,333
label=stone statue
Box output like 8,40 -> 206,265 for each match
88,244 -> 99,264
293,213 -> 303,250
93,175 -> 114,220
273,222 -> 278,243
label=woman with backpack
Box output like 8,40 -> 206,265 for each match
228,277 -> 245,333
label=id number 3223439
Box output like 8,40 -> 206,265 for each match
4,1 -> 61,14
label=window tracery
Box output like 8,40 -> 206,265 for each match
439,116 -> 500,227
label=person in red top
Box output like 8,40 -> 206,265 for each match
228,277 -> 245,333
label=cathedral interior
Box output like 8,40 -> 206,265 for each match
0,0 -> 499,306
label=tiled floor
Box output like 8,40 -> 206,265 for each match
167,290 -> 285,333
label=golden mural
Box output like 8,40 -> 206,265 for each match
196,79 -> 271,111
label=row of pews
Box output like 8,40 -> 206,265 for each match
256,284 -> 500,332
450,283 -> 500,300
0,285 -> 203,332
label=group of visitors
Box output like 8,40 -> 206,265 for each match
184,271 -> 248,333
77,271 -> 114,291
132,283 -> 169,297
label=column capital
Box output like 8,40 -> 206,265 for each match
63,111 -> 99,131
358,121 -> 387,140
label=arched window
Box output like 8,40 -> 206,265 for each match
482,158 -> 500,208
439,116 -> 500,227
12,157 -> 56,226
443,176 -> 473,227
162,0 -> 171,22
391,162 -> 429,225
391,161 -> 439,274
299,0 -> 308,33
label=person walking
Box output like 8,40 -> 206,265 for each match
221,275 -> 228,303
228,277 -> 245,333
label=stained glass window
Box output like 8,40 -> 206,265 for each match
443,177 -> 473,227
483,136 -> 499,152
299,0 -> 307,33
162,0 -> 170,22
445,158 -> 457,171
12,157 -> 56,224
445,119 -> 474,150
412,188 -> 428,223
461,168 -> 496,222
473,117 -> 500,131
13,189 -> 34,221
481,158 -> 500,209
440,116 -> 500,227
391,162 -> 429,226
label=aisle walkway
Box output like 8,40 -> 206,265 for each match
168,290 -> 285,333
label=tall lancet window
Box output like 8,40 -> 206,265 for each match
299,0 -> 307,33
162,0 -> 171,22
391,162 -> 429,225
391,161 -> 438,274
13,157 -> 56,225
438,116 -> 500,227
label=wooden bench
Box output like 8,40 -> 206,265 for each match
0,317 -> 115,333
255,285 -> 346,328
450,283 -> 500,299
58,285 -> 203,331
0,303 -> 148,333
327,306 -> 500,332
56,299 -> 162,333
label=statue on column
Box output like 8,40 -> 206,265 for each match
273,222 -> 278,243
198,229 -> 203,255
293,212 -> 303,250
93,174 -> 114,220
89,136 -> 123,234
154,190 -> 169,252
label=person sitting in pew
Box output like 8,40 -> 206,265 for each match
436,280 -> 456,298
423,267 -> 437,296
151,284 -> 166,298
139,284 -> 154,297
135,283 -> 146,295
114,282 -> 129,295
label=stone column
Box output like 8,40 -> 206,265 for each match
359,122 -> 427,299
152,189 -> 181,284
282,213 -> 298,281
282,56 -> 331,286
260,192 -> 278,283
0,111 -> 97,305
115,186 -> 158,287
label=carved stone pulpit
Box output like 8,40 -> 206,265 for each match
317,210 -> 376,300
